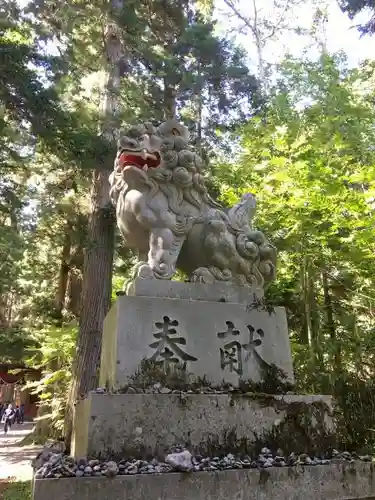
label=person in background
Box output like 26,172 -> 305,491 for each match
13,405 -> 20,425
2,404 -> 14,434
0,402 -> 4,420
19,403 -> 25,424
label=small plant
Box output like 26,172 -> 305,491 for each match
129,358 -> 191,389
1,481 -> 32,500
239,364 -> 294,395
24,322 -> 77,440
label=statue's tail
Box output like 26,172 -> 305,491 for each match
227,193 -> 257,233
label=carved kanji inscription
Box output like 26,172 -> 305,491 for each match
149,316 -> 197,366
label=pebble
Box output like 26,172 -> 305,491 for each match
33,447 -> 375,480
263,458 -> 274,468
165,450 -> 193,472
104,461 -> 119,477
126,464 -> 138,475
88,459 -> 100,467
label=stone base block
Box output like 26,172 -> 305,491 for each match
127,277 -> 264,303
34,462 -> 375,500
99,294 -> 293,391
71,393 -> 334,460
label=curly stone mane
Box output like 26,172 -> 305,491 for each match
109,120 -> 277,288
109,121 -> 221,222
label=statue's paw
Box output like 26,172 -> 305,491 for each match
236,234 -> 259,259
137,263 -> 154,279
191,267 -> 216,284
152,262 -> 175,280
136,261 -> 175,280
191,266 -> 233,284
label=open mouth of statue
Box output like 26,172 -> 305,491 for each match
118,150 -> 161,171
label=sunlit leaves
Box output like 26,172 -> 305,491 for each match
215,54 -> 375,379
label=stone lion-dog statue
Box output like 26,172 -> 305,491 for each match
109,120 -> 276,288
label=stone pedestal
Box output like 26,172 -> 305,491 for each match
34,279 -> 347,500
99,279 -> 294,391
71,392 -> 334,461
33,462 -> 375,500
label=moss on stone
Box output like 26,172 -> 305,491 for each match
124,358 -> 295,396
197,397 -> 335,458
125,358 -> 213,392
250,399 -> 337,456
238,364 -> 294,395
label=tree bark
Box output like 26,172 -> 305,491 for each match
66,239 -> 85,318
163,77 -> 177,120
307,263 -> 322,366
195,60 -> 203,155
64,168 -> 115,448
54,221 -> 72,322
64,1 -> 125,448
252,0 -> 266,88
66,268 -> 83,318
72,169 -> 115,398
322,269 -> 342,372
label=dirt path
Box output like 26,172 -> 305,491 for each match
0,423 -> 40,480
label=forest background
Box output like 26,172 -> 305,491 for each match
2,0 -> 375,451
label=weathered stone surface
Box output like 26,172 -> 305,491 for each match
165,450 -> 193,471
71,393 -> 334,460
99,294 -> 293,391
33,462 -> 375,500
127,278 -> 264,303
109,120 -> 276,288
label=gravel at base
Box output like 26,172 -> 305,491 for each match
34,446 -> 373,480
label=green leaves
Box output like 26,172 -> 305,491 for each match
339,0 -> 375,35
215,54 -> 375,386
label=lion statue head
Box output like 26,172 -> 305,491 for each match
109,120 -> 221,217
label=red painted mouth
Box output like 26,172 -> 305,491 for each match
119,152 -> 160,170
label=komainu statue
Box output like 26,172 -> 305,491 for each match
109,120 -> 277,288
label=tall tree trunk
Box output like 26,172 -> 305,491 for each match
163,77 -> 177,120
352,309 -> 363,375
252,0 -> 267,88
322,269 -> 341,372
66,244 -> 84,318
64,2 -> 125,448
300,259 -> 309,345
195,61 -> 203,155
54,221 -> 72,322
301,254 -> 322,369
70,168 -> 115,392
307,263 -> 322,367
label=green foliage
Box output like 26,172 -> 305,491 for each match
25,323 -> 77,438
215,53 -> 375,450
2,0 -> 375,451
1,481 -> 32,500
0,327 -> 38,364
295,363 -> 375,453
339,0 -> 375,34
